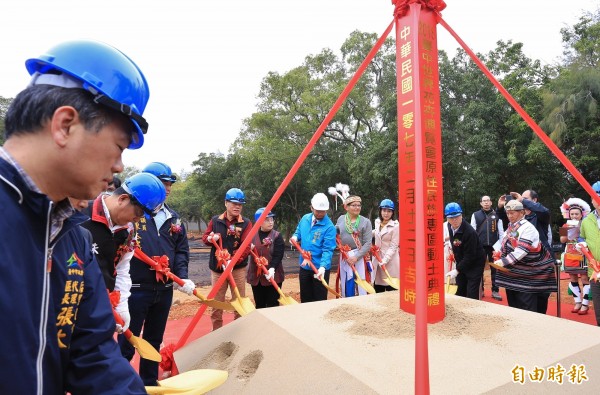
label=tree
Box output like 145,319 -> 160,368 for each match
439,41 -> 562,216
539,10 -> 600,195
0,96 -> 12,146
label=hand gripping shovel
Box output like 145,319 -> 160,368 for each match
209,238 -> 255,316
133,248 -> 236,312
145,369 -> 228,394
335,232 -> 375,295
370,240 -> 399,290
249,246 -> 298,305
290,238 -> 341,298
112,309 -> 161,362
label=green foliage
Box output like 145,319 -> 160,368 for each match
0,96 -> 13,145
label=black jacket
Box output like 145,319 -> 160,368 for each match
448,219 -> 486,278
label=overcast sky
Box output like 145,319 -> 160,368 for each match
2,0 -> 599,174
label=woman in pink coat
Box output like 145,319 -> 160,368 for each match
372,199 -> 400,292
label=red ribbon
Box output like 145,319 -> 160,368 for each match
159,343 -> 178,375
107,290 -> 121,308
151,255 -> 170,283
392,0 -> 446,18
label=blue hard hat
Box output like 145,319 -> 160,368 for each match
444,202 -> 463,218
25,40 -> 150,149
122,173 -> 166,216
225,188 -> 246,204
143,162 -> 177,183
593,181 -> 600,194
254,207 -> 275,223
379,199 -> 395,210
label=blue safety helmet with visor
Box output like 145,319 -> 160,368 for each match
25,40 -> 150,149
379,199 -> 395,210
143,162 -> 177,183
254,207 -> 275,223
122,173 -> 166,217
225,188 -> 246,204
444,202 -> 463,218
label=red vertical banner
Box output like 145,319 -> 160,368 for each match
396,3 -> 445,324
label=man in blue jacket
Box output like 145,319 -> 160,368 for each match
0,40 -> 150,394
291,193 -> 337,303
120,162 -> 194,386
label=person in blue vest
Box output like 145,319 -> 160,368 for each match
80,173 -> 166,332
202,188 -> 253,329
247,207 -> 285,308
445,202 -> 487,300
120,162 -> 194,386
0,40 -> 150,394
470,195 -> 505,301
291,193 -> 337,302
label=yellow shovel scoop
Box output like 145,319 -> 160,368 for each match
145,369 -> 228,394
445,275 -> 458,295
113,309 -> 161,362
370,242 -> 399,290
250,247 -> 298,305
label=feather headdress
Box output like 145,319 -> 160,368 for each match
328,183 -> 350,210
560,197 -> 591,219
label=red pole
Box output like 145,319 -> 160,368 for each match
408,4 -> 429,393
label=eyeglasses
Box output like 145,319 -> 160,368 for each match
348,204 -> 362,208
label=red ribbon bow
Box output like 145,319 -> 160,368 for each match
151,255 -> 170,283
392,0 -> 447,18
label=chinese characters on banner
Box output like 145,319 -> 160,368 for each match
397,6 -> 444,323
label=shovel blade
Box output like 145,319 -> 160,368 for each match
445,284 -> 458,295
129,334 -> 161,362
198,297 -> 237,312
229,298 -> 249,316
146,369 -> 228,394
278,295 -> 299,305
356,278 -> 376,294
383,277 -> 400,290
445,276 -> 458,295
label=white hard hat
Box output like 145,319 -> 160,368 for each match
311,193 -> 329,210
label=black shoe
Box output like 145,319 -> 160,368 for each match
492,291 -> 502,301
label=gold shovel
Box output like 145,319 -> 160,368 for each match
113,309 -> 161,362
133,248 -> 237,312
348,262 -> 376,294
370,243 -> 399,290
226,271 -> 256,315
145,369 -> 228,394
250,248 -> 298,305
336,233 -> 375,295
445,275 -> 458,295
381,264 -> 400,290
290,238 -> 341,298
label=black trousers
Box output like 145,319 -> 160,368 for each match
505,289 -> 549,314
251,283 -> 282,309
456,271 -> 483,300
299,267 -> 329,302
375,284 -> 396,293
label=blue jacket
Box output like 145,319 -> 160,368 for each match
293,213 -> 337,270
129,207 -> 190,289
0,158 -> 145,394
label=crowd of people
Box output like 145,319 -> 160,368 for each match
3,39 -> 600,395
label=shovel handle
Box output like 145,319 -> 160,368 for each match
249,248 -> 283,291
